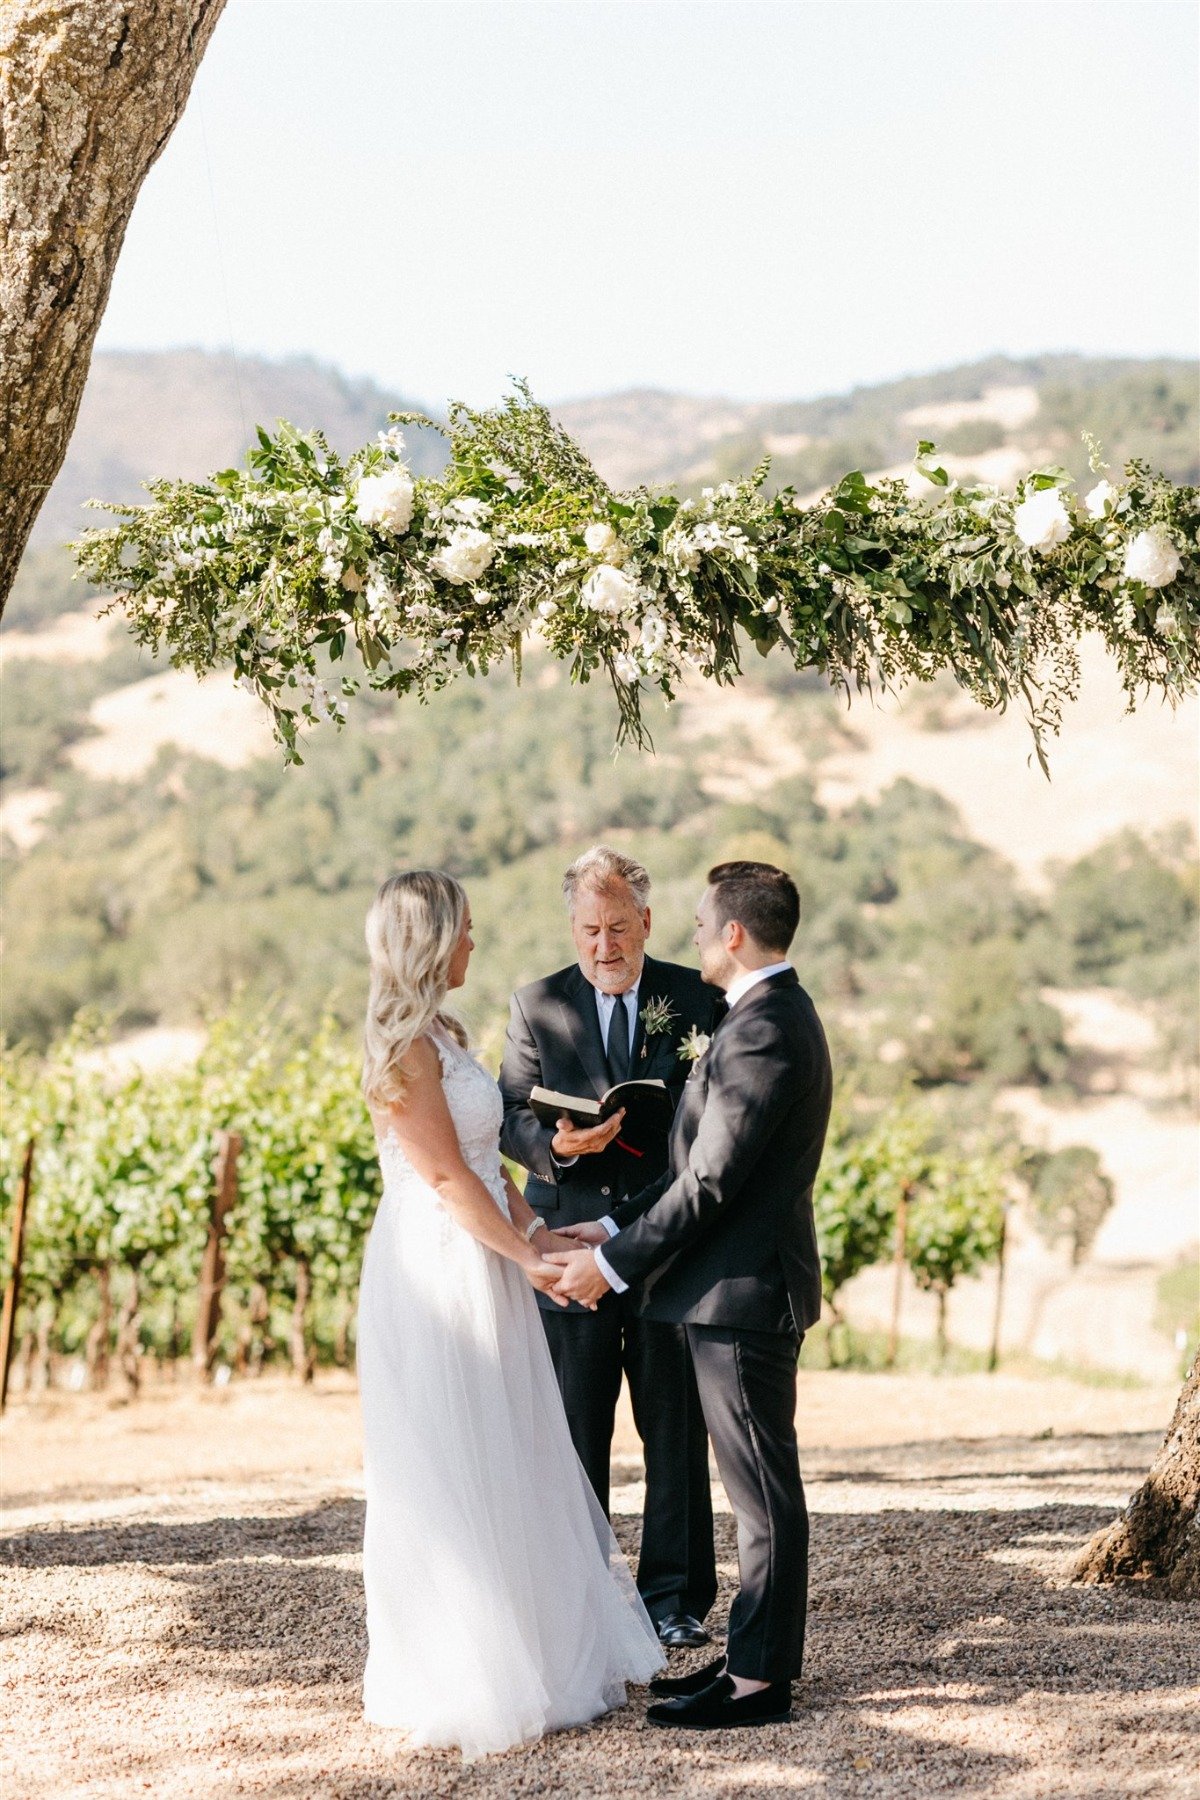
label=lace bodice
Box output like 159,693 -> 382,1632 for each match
376,1031 -> 509,1218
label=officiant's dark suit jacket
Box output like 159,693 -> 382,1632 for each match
603,967 -> 831,1334
499,953 -> 722,1287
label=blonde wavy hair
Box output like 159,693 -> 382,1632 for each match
362,869 -> 469,1108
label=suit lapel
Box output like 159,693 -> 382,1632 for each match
559,967 -> 611,1100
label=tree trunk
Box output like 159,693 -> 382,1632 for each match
885,1183 -> 910,1369
290,1256 -> 313,1384
1073,1347 -> 1200,1598
0,0 -> 228,612
246,1279 -> 271,1375
35,1306 -> 54,1390
935,1286 -> 949,1369
115,1265 -> 141,1396
85,1262 -> 111,1389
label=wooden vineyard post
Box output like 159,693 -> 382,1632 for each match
191,1132 -> 241,1380
988,1203 -> 1010,1374
0,1140 -> 35,1414
885,1181 -> 910,1370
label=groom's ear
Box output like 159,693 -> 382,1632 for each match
642,906 -> 652,938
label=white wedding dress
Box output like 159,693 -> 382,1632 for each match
357,1028 -> 664,1759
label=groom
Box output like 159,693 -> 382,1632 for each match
550,860 -> 832,1729
499,845 -> 721,1649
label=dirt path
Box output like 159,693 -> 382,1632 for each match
3,1376 -> 1197,1799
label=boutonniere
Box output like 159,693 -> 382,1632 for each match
679,1026 -> 712,1064
638,996 -> 678,1053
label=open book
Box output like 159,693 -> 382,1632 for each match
529,1079 -> 674,1155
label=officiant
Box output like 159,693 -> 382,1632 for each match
500,845 -> 721,1648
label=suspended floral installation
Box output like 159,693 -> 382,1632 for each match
75,384 -> 1199,768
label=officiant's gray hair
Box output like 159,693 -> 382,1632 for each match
562,846 -> 651,913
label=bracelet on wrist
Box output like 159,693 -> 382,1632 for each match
523,1215 -> 544,1244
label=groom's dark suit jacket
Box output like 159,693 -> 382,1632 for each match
603,968 -> 831,1335
499,955 -> 722,1301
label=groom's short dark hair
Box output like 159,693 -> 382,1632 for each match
707,861 -> 800,953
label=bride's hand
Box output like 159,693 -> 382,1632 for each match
535,1228 -> 587,1256
523,1257 -> 570,1307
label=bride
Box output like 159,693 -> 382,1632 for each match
356,869 -> 664,1758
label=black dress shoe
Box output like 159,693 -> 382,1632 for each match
649,1654 -> 725,1698
648,1673 -> 792,1730
655,1612 -> 711,1649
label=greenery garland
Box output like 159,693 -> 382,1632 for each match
75,385 -> 1200,767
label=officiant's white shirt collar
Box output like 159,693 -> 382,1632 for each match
724,961 -> 792,1010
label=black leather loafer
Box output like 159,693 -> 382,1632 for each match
649,1654 -> 725,1698
655,1612 -> 711,1649
647,1672 -> 792,1729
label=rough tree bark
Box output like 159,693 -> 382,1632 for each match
1073,1346 -> 1200,1597
0,0 -> 228,612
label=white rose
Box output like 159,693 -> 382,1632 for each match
761,596 -> 779,615
613,650 -> 642,683
584,521 -> 618,556
582,563 -> 637,615
1084,480 -> 1117,520
1013,488 -> 1072,553
995,569 -> 1012,589
1123,527 -> 1182,589
355,469 -> 415,536
431,526 -> 495,585
536,599 -> 558,619
1154,604 -> 1180,637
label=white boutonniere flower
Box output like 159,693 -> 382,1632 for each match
679,1026 -> 711,1064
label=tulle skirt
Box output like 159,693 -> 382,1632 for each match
357,1183 -> 664,1759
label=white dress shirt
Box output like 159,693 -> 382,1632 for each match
593,961 -> 793,1295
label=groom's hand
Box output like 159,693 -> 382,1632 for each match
546,1248 -> 611,1310
558,1220 -> 608,1247
551,1110 -> 625,1159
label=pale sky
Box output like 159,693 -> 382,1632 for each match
96,0 -> 1199,409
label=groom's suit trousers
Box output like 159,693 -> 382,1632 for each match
687,1323 -> 808,1682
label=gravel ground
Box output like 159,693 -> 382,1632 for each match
3,1375 -> 1198,1799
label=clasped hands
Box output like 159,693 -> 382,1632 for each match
525,1109 -> 625,1309
523,1218 -> 614,1308
523,1226 -> 611,1308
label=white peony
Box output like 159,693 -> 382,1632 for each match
1084,480 -> 1117,520
1013,488 -> 1072,553
431,526 -> 495,585
582,563 -> 637,615
1123,527 -> 1182,589
447,495 -> 492,526
584,521 -> 618,556
355,469 -> 415,536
